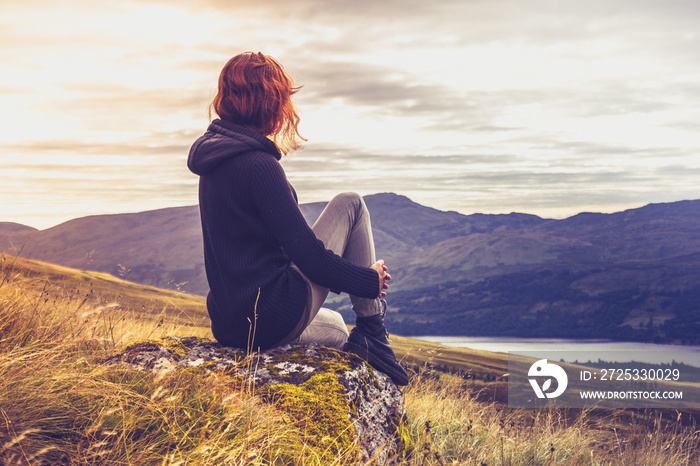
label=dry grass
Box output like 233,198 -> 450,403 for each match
398,369 -> 699,465
0,256 -> 312,465
1,254 -> 698,465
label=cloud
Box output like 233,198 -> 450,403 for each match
2,0 -> 700,228
282,132 -> 700,220
2,139 -> 191,157
295,61 -> 467,118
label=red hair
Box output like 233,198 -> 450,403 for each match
210,52 -> 305,154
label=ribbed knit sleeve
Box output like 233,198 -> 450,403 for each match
250,155 -> 380,299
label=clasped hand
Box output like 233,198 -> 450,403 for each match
370,259 -> 391,298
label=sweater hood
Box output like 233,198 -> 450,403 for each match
188,119 -> 281,175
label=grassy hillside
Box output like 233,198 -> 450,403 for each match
1,255 -> 698,465
1,254 -> 209,336
5,196 -> 700,344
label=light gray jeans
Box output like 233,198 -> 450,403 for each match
289,192 -> 382,349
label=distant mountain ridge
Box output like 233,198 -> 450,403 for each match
0,222 -> 38,235
2,193 -> 699,344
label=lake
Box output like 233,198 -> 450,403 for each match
414,336 -> 700,367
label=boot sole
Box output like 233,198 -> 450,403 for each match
344,340 -> 409,386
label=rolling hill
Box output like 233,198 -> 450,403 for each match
2,193 -> 699,344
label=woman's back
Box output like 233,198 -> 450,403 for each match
189,119 -> 308,349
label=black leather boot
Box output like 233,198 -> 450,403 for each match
343,300 -> 409,386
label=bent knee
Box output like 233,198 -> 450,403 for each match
329,191 -> 364,211
295,309 -> 349,349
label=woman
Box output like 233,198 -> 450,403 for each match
187,52 -> 408,385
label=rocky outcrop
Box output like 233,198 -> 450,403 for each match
106,337 -> 405,464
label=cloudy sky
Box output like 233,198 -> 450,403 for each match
2,0 -> 699,229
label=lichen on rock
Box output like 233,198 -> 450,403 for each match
263,372 -> 357,461
106,336 -> 405,463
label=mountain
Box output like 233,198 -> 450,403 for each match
3,194 -> 699,344
0,222 -> 38,236
0,206 -> 206,294
380,199 -> 700,344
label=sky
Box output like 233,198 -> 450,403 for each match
1,0 -> 699,229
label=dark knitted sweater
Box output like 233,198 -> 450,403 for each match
188,119 -> 380,350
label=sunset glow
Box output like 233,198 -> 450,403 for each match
2,0 -> 699,228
